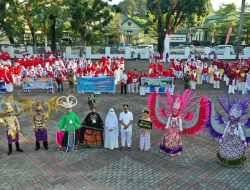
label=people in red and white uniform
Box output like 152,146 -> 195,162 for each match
213,66 -> 220,89
202,63 -> 209,83
190,70 -> 197,90
131,69 -> 140,94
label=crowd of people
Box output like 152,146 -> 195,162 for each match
0,50 -> 250,167
0,51 -> 125,93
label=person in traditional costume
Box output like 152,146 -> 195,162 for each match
207,93 -> 250,166
183,71 -> 191,90
0,106 -> 23,155
139,108 -> 152,152
33,102 -> 49,150
147,89 -> 210,156
119,104 -> 134,151
80,95 -> 104,148
190,70 -> 197,90
104,108 -> 119,150
56,95 -> 81,152
67,68 -> 75,92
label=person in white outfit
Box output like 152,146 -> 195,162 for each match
119,104 -> 133,151
139,108 -> 151,151
104,108 -> 119,150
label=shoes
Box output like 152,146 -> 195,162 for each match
127,147 -> 131,151
35,147 -> 40,151
120,147 -> 124,151
16,148 -> 23,152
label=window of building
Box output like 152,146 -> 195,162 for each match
128,22 -> 132,26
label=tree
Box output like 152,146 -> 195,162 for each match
68,0 -> 120,46
0,0 -> 24,44
147,0 -> 210,53
118,0 -> 147,19
236,0 -> 246,59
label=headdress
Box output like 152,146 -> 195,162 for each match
35,102 -> 43,111
217,93 -> 250,122
5,105 -> 13,113
88,94 -> 96,109
207,93 -> 250,141
57,95 -> 78,109
142,108 -> 150,114
123,104 -> 129,109
147,89 -> 210,135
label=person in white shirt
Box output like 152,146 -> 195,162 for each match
119,104 -> 133,151
120,70 -> 128,94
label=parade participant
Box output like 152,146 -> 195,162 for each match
0,106 -> 23,155
213,67 -> 220,89
208,65 -> 214,84
148,89 -> 210,156
127,70 -> 133,94
183,71 -> 191,90
120,70 -> 128,95
228,69 -> 236,94
104,108 -> 119,150
131,69 -> 140,94
55,73 -> 64,94
119,104 -> 133,151
67,68 -> 75,92
80,98 -> 104,148
149,62 -> 156,74
240,70 -> 247,95
139,108 -> 152,152
56,95 -> 81,152
202,63 -> 209,83
4,66 -> 14,93
33,102 -> 49,150
196,63 -> 203,84
207,93 -> 250,166
190,70 -> 197,90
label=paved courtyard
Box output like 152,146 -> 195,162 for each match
0,60 -> 249,190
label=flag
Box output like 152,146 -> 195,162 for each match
225,21 -> 232,45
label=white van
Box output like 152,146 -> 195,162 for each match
137,45 -> 154,52
210,45 -> 235,54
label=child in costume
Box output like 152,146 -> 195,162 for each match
56,95 -> 81,152
33,102 -> 49,150
207,93 -> 250,166
139,108 -> 152,151
0,106 -> 23,155
147,89 -> 210,156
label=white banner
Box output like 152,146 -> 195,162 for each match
170,35 -> 187,42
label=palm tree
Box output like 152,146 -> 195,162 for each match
236,0 -> 246,60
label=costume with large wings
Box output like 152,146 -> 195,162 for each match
206,93 -> 250,166
147,89 -> 211,135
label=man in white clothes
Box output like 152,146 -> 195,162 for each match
119,104 -> 133,151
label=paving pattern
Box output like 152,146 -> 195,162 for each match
0,60 -> 249,190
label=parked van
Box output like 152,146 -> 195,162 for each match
210,45 -> 235,54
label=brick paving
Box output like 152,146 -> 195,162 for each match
0,60 -> 249,190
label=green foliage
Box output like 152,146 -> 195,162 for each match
208,3 -> 239,45
0,0 -> 25,44
147,0 -> 210,53
68,0 -> 119,46
118,0 -> 148,18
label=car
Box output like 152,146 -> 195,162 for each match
210,45 -> 235,55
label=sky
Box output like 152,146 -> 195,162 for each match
109,0 -> 250,11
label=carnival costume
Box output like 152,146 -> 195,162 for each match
0,96 -> 27,155
147,89 -> 210,156
56,95 -> 81,152
80,94 -> 104,148
207,93 -> 250,166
